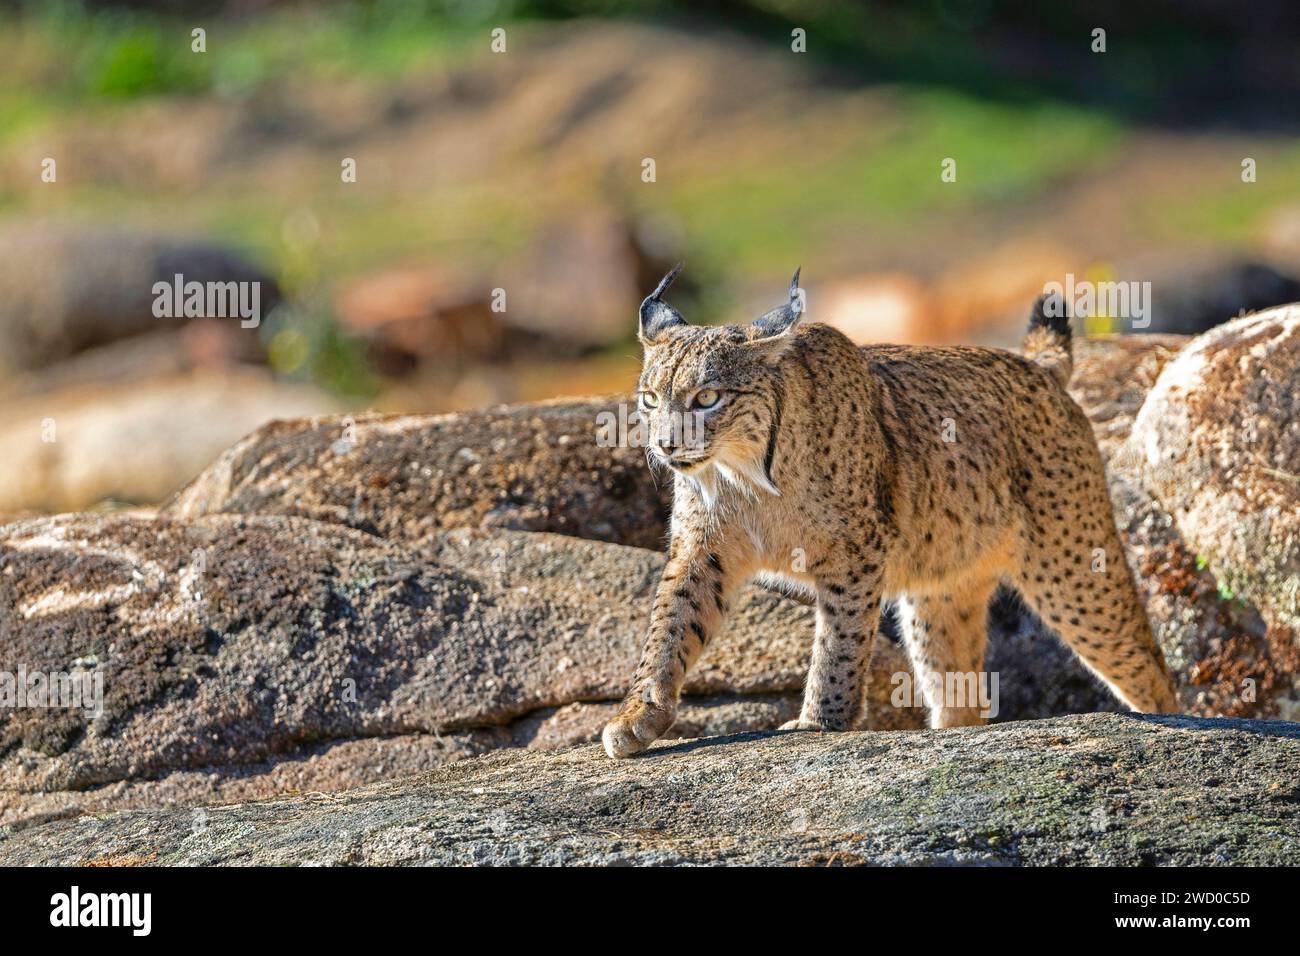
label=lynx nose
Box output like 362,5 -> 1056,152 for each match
653,423 -> 684,456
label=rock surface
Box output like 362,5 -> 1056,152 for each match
0,514 -> 915,827
1128,306 -> 1300,634
3,713 -> 1297,866
1048,335 -> 1298,721
167,334 -> 1298,722
334,262 -> 506,374
1069,334 -> 1189,457
166,396 -> 671,550
496,208 -> 649,349
5,334 -> 1298,832
169,339 -> 1180,550
1141,260 -> 1300,336
0,222 -> 278,374
0,370 -> 338,513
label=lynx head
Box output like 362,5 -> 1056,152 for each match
635,264 -> 804,505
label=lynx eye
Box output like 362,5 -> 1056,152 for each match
694,388 -> 721,409
639,390 -> 661,409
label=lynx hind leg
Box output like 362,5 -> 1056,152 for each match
897,576 -> 1000,728
1015,524 -> 1178,715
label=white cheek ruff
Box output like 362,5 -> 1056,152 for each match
685,465 -> 720,510
685,452 -> 780,511
716,454 -> 781,499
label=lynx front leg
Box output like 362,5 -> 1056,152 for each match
602,542 -> 749,758
781,574 -> 883,732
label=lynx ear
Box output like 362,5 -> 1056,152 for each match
639,263 -> 687,344
750,267 -> 804,340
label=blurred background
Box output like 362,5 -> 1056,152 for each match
3,0 -> 1300,515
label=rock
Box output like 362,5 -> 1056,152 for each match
166,396 -> 672,550
333,263 -> 505,375
0,514 -> 915,828
1069,334 -> 1189,456
159,339 -> 1170,552
1072,334 -> 1296,719
1,324 -> 265,402
4,101 -> 238,195
983,590 -> 1124,719
1,696 -> 815,831
3,713 -> 1297,866
1141,261 -> 1300,336
163,337 -> 1298,723
1112,473 -> 1299,720
431,528 -> 923,733
1017,335 -> 1298,720
0,222 -> 279,374
1128,307 -> 1300,635
332,211 -> 669,365
5,334 -> 1298,829
0,370 -> 339,514
973,334 -> 1299,722
499,208 -> 646,349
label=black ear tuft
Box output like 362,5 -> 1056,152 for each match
639,262 -> 687,342
751,267 -> 805,339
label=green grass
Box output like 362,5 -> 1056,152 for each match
655,89 -> 1122,274
0,1 -> 500,133
1136,144 -> 1300,243
3,2 -> 1288,400
0,1 -> 543,285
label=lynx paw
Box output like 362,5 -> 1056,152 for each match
778,719 -> 825,732
602,697 -> 675,759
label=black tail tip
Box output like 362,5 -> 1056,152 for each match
1029,291 -> 1072,336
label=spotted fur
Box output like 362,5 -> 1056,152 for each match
602,275 -> 1178,758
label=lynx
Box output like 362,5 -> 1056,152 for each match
602,265 -> 1178,758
